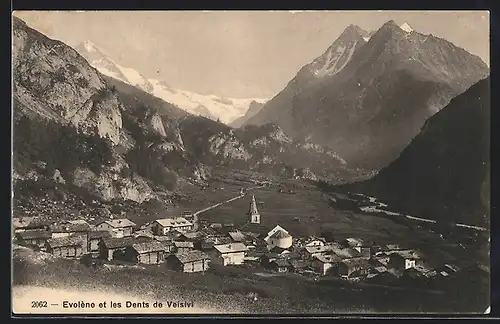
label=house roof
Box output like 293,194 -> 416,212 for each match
99,219 -> 136,229
47,236 -> 83,248
228,231 -> 246,242
270,229 -> 291,239
384,244 -> 402,251
132,241 -> 167,254
180,232 -> 202,240
88,230 -> 111,239
155,217 -> 192,228
174,251 -> 211,264
341,257 -> 372,269
214,242 -> 248,254
174,241 -> 194,248
271,259 -> 290,267
51,220 -> 91,233
17,229 -> 52,240
101,237 -> 138,249
390,250 -> 422,260
314,253 -> 341,264
329,244 -> 362,259
345,237 -> 364,247
304,245 -> 330,254
289,259 -> 308,269
269,246 -> 289,254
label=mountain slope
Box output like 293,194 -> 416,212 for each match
12,16 -> 356,215
75,41 -> 267,124
244,21 -> 490,170
337,77 -> 490,227
229,100 -> 265,128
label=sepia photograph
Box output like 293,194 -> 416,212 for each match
11,10 -> 490,315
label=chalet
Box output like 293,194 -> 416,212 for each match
388,250 -> 422,271
99,237 -> 138,261
302,245 -> 332,260
125,241 -> 168,264
45,236 -> 84,259
312,253 -> 341,276
166,251 -> 211,273
244,249 -> 264,262
268,259 -> 290,273
50,221 -> 90,252
212,242 -> 248,266
153,217 -> 193,235
331,258 -> 372,278
174,241 -> 194,255
13,217 -> 49,233
96,219 -> 136,238
289,260 -> 309,273
16,230 -> 52,249
88,231 -> 111,256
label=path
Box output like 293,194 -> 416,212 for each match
193,184 -> 266,217
360,206 -> 488,232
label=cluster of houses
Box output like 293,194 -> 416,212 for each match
12,194 -> 463,284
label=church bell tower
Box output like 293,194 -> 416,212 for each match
248,194 -> 261,224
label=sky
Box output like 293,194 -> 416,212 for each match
13,11 -> 490,99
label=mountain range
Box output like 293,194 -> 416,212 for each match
74,40 -> 267,124
335,76 -> 490,227
242,21 -> 489,170
12,16 -> 353,209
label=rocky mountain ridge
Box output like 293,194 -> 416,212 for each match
12,16 -> 356,212
243,20 -> 489,170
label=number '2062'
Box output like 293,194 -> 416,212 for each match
31,301 -> 48,308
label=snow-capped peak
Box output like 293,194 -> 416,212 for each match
74,40 -> 267,125
400,22 -> 413,33
83,40 -> 99,53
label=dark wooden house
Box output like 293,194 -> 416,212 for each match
88,231 -> 111,257
99,237 -> 138,261
173,241 -> 194,255
166,251 -> 211,273
268,259 -> 290,273
45,236 -> 84,259
124,241 -> 168,264
16,230 -> 52,249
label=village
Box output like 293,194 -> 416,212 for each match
12,189 -> 470,290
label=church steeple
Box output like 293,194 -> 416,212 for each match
248,194 -> 260,224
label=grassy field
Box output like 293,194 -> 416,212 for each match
200,181 -> 441,247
